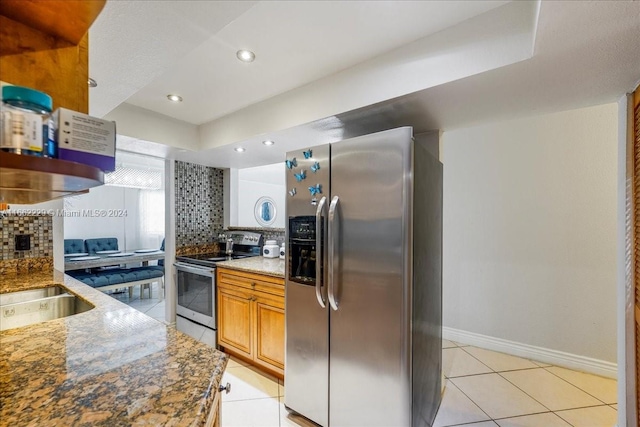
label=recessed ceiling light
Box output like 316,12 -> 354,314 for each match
234,147 -> 246,153
88,78 -> 97,88
236,50 -> 255,63
167,94 -> 183,102
262,140 -> 275,146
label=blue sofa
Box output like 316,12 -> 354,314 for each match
66,237 -> 165,299
148,238 -> 165,273
84,237 -> 119,254
68,267 -> 164,297
64,239 -> 85,254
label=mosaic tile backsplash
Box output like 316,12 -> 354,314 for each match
0,214 -> 54,275
175,161 -> 224,248
1,215 -> 53,260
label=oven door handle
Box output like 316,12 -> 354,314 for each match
174,262 -> 216,278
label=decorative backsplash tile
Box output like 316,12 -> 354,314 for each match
175,161 -> 224,248
1,215 -> 53,260
0,214 -> 54,275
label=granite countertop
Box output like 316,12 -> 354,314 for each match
0,270 -> 227,426
215,257 -> 285,278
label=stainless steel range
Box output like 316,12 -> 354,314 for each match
174,231 -> 262,345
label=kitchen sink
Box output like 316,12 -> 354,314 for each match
0,285 -> 67,305
0,286 -> 94,331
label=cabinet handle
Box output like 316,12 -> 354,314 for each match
219,382 -> 231,394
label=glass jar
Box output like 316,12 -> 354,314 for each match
0,85 -> 55,157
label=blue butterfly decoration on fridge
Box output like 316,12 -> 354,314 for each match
288,188 -> 297,197
294,170 -> 306,182
308,184 -> 322,196
303,149 -> 313,159
311,162 -> 320,173
285,158 -> 297,169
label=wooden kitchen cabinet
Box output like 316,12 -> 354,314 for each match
0,0 -> 106,113
218,285 -> 253,358
254,294 -> 285,372
217,268 -> 285,378
204,390 -> 222,427
0,0 -> 107,204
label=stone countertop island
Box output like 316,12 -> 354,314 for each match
215,257 -> 284,278
0,270 -> 227,426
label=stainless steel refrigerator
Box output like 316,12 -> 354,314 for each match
284,127 -> 443,427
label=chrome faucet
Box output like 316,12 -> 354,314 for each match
225,238 -> 234,255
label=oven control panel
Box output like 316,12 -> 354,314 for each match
224,231 -> 263,246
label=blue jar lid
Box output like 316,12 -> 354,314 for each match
2,85 -> 53,111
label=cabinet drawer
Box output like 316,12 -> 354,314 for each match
218,268 -> 284,297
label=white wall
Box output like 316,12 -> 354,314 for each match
224,168 -> 238,228
442,103 -> 618,363
63,152 -> 166,251
63,186 -> 141,250
164,159 -> 176,325
104,103 -> 199,151
230,163 -> 286,228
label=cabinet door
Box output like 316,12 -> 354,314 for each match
217,287 -> 252,358
253,294 -> 285,372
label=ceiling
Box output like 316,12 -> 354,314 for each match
89,1 -> 507,123
88,0 -> 256,119
90,1 -> 640,169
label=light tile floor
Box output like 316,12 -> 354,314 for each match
116,290 -> 618,427
109,281 -> 167,323
438,342 -> 617,427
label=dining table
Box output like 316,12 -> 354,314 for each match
64,250 -> 165,271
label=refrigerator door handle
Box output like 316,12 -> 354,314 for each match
328,195 -> 340,311
315,196 -> 327,308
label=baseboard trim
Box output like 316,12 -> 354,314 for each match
443,327 -> 617,379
